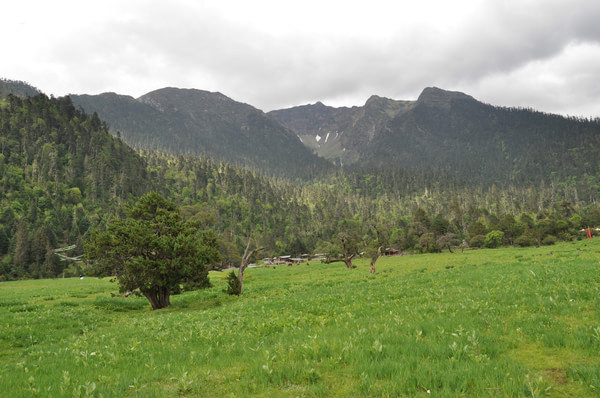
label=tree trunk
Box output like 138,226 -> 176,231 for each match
341,236 -> 356,269
238,240 -> 264,295
344,255 -> 356,269
142,286 -> 170,310
143,288 -> 160,310
370,246 -> 382,274
321,257 -> 345,264
158,286 -> 170,308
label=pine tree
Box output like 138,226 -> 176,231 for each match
13,219 -> 30,277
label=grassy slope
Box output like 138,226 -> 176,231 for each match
1,240 -> 600,397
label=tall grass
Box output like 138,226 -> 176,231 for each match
1,240 -> 599,396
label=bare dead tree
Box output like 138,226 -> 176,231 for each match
237,240 -> 264,294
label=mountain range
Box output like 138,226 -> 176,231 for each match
2,77 -> 600,280
4,78 -> 600,187
70,88 -> 331,179
270,87 -> 600,185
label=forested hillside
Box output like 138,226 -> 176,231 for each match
0,78 -> 40,98
143,151 -> 600,269
2,82 -> 600,281
270,87 -> 600,188
71,88 -> 332,180
0,94 -> 148,279
367,88 -> 600,186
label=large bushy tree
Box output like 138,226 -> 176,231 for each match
85,192 -> 219,309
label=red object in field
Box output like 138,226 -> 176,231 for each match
588,227 -> 592,239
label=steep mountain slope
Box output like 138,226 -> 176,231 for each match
0,93 -> 148,278
267,101 -> 359,161
0,78 -> 41,98
72,88 -> 332,179
270,87 -> 600,185
367,88 -> 600,184
268,95 -> 414,164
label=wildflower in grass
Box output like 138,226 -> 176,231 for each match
372,339 -> 383,353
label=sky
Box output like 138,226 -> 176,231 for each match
4,0 -> 600,116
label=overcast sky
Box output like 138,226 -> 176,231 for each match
4,0 -> 600,116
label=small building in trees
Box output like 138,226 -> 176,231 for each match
383,247 -> 400,256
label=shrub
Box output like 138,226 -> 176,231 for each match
542,235 -> 557,246
224,270 -> 241,295
469,234 -> 486,248
515,234 -> 536,247
557,231 -> 573,242
484,230 -> 505,248
418,233 -> 439,253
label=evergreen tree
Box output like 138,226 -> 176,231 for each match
86,193 -> 220,309
13,219 -> 30,277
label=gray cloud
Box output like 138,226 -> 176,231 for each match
4,0 -> 600,116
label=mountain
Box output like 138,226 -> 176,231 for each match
7,78 -> 600,189
269,87 -> 600,185
268,95 -> 414,164
0,78 -> 41,98
71,88 -> 332,179
0,93 -> 148,278
2,81 -> 599,283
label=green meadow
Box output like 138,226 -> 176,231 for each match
1,240 -> 600,397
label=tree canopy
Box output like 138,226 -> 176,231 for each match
85,192 -> 219,309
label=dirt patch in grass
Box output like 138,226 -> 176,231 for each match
545,368 -> 568,384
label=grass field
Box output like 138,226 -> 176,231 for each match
1,240 -> 600,397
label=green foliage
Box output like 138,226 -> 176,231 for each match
418,232 -> 439,253
0,93 -> 147,279
4,90 -> 600,283
484,230 -> 505,248
542,235 -> 558,246
469,234 -> 486,248
140,150 -> 600,262
224,270 -> 241,295
337,218 -> 362,250
0,227 -> 8,255
515,234 -> 537,247
85,192 -> 219,309
436,232 -> 460,252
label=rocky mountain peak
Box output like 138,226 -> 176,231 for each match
417,87 -> 475,109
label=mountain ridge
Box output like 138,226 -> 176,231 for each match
0,78 -> 41,98
269,86 -> 600,185
5,78 -> 600,188
71,87 -> 332,180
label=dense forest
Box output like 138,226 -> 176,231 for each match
0,94 -> 147,279
2,90 -> 600,281
145,152 -> 600,262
